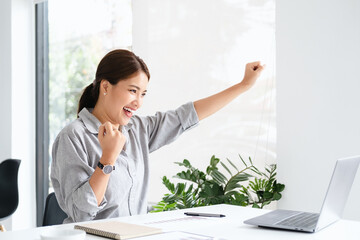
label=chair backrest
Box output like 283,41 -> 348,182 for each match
42,192 -> 68,226
0,159 -> 21,220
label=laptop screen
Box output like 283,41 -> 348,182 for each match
316,156 -> 360,231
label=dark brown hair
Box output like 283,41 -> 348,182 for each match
77,49 -> 150,114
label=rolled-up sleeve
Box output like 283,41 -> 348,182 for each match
145,102 -> 199,152
51,129 -> 106,223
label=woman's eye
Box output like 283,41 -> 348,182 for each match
141,92 -> 147,97
130,89 -> 136,93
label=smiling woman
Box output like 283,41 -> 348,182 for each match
50,48 -> 264,223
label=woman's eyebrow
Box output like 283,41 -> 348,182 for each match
128,84 -> 147,92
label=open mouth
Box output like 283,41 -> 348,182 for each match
123,107 -> 135,118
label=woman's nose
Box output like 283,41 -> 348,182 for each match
133,94 -> 142,107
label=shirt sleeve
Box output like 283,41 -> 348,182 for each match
144,102 -> 199,152
51,126 -> 106,223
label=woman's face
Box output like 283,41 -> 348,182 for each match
103,71 -> 149,126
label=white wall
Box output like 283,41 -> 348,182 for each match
277,0 -> 360,220
0,0 -> 36,230
0,0 -> 13,231
0,0 -> 12,161
11,0 -> 37,230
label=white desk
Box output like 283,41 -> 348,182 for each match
2,204 -> 360,239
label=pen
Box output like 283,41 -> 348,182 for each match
184,212 -> 226,218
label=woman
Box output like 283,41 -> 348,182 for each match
51,49 -> 264,223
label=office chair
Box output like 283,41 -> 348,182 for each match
0,159 -> 21,232
42,192 -> 68,226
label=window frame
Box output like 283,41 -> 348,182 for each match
35,1 -> 49,227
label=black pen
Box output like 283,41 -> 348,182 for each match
184,212 -> 226,218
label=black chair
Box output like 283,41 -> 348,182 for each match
0,159 -> 21,232
43,192 -> 68,226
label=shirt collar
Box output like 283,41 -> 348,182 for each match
78,108 -> 101,134
78,108 -> 133,134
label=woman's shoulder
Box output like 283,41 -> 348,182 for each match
56,118 -> 87,140
128,115 -> 146,130
52,118 -> 92,161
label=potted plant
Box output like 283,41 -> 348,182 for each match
152,155 -> 285,212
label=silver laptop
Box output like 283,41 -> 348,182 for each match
244,155 -> 360,233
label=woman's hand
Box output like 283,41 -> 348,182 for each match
98,122 -> 126,165
240,61 -> 265,90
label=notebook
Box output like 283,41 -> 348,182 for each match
244,155 -> 360,233
74,221 -> 162,239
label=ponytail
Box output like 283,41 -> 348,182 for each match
77,82 -> 99,116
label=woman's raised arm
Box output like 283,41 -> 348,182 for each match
194,61 -> 264,121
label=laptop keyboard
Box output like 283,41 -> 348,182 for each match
275,212 -> 319,229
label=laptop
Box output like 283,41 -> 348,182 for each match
244,155 -> 360,233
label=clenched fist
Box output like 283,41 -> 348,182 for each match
98,122 -> 126,165
241,61 -> 265,90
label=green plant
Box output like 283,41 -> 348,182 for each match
152,155 -> 285,212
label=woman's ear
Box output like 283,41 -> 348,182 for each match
101,79 -> 109,95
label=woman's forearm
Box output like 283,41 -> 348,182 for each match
194,82 -> 251,121
89,155 -> 116,206
194,61 -> 264,121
